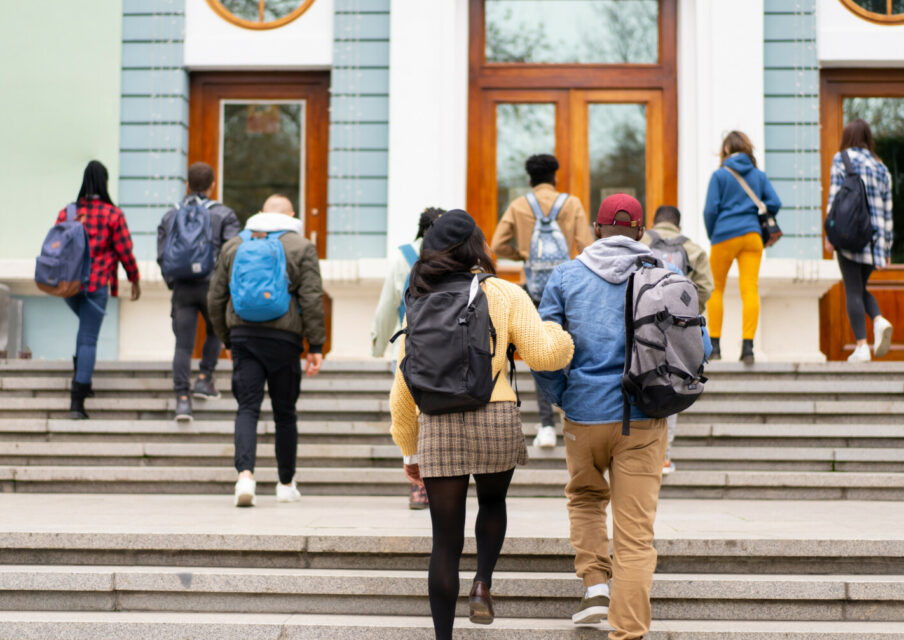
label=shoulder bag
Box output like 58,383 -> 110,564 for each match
723,166 -> 782,248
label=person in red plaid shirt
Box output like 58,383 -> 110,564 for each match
56,161 -> 141,419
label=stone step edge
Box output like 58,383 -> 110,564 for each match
2,566 -> 902,600
0,612 -> 903,639
3,531 -> 901,558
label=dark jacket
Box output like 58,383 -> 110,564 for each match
207,213 -> 325,352
703,153 -> 782,245
156,194 -> 241,288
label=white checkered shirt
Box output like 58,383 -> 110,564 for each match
827,147 -> 894,266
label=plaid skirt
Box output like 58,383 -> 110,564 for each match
417,401 -> 528,478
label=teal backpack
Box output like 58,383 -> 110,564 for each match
229,230 -> 291,322
397,243 -> 419,324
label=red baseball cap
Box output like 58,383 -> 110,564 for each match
596,193 -> 644,228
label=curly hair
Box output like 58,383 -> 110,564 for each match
415,207 -> 446,240
525,154 -> 559,187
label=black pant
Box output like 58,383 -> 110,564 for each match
231,337 -> 302,485
838,254 -> 882,341
528,294 -> 558,427
172,280 -> 221,394
423,468 -> 515,640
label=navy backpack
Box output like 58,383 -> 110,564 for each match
161,196 -> 215,281
35,204 -> 91,298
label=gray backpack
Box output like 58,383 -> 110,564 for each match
645,229 -> 691,275
622,256 -> 707,435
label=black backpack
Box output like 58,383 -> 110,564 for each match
392,272 -> 517,415
825,151 -> 874,253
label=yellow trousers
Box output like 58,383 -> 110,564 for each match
708,232 -> 763,341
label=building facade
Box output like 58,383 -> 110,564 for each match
1,0 -> 902,361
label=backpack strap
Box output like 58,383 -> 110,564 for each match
65,203 -> 78,222
399,243 -> 418,267
841,150 -> 856,176
506,343 -> 521,408
645,228 -> 660,243
398,243 -> 420,324
621,270 -> 637,436
524,192 -> 544,220
723,166 -> 767,215
547,193 -> 569,223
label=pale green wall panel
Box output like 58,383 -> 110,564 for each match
331,96 -> 390,122
328,178 -> 389,206
329,205 -> 389,234
16,296 -> 119,361
335,13 -> 390,40
0,0 -> 122,261
329,150 -> 390,177
327,233 -> 386,259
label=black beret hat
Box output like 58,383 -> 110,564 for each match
421,209 -> 476,252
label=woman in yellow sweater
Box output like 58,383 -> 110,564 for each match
390,210 -> 574,640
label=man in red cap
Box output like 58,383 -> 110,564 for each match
533,193 -> 668,640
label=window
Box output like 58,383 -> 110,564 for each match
839,0 -> 904,25
206,0 -> 316,30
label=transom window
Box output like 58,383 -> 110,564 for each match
839,0 -> 904,24
206,0 -> 316,30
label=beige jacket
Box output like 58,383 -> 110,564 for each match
491,183 -> 595,262
640,222 -> 714,313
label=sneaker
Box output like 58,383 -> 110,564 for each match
234,476 -> 256,507
572,585 -> 610,625
192,376 -> 220,400
873,316 -> 893,359
663,459 -> 676,475
174,395 -> 192,423
276,481 -> 301,503
848,343 -> 871,363
532,425 -> 557,448
409,482 -> 428,510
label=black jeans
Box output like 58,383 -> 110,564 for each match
231,336 -> 302,485
171,280 -> 221,394
838,254 -> 882,341
528,294 -> 558,427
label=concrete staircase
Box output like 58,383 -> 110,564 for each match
1,359 -> 903,638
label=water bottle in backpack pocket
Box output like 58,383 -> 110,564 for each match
622,257 -> 707,435
524,192 -> 571,302
35,203 -> 91,298
229,230 -> 292,322
161,196 -> 215,281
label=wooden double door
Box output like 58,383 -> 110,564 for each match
188,72 -> 332,355
820,69 -> 904,360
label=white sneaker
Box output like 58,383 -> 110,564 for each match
532,425 -> 557,448
873,316 -> 893,358
847,344 -> 871,363
276,481 -> 301,503
234,476 -> 256,507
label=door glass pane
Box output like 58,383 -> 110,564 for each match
496,103 -> 556,219
894,0 -> 904,14
852,0 -> 889,13
588,103 -> 647,216
844,97 -> 904,262
485,0 -> 658,64
221,102 -> 304,225
220,0 -> 259,22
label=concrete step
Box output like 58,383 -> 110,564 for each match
2,612 -> 903,639
1,441 -> 903,472
1,465 -> 903,499
4,395 -> 904,424
2,566 -> 902,621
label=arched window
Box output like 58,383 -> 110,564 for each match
206,0 -> 316,30
839,0 -> 904,25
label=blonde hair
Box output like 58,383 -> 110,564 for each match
720,131 -> 757,168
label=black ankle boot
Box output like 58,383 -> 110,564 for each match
72,357 -> 94,397
740,339 -> 755,365
70,381 -> 91,420
709,337 -> 721,361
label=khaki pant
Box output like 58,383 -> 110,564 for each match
563,418 -> 668,640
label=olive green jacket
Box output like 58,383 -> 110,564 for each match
208,214 -> 325,351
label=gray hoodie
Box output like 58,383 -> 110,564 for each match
577,236 -> 654,284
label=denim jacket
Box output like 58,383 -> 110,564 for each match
535,236 -> 653,425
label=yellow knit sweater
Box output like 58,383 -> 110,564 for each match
390,277 -> 575,456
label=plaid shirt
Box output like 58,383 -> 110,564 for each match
56,198 -> 140,296
828,148 -> 894,266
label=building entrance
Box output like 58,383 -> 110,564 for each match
820,69 -> 904,360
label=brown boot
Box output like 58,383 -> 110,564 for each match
469,580 -> 495,625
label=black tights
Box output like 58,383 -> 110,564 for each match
422,468 -> 515,640
838,254 -> 882,340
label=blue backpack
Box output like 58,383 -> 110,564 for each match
161,196 -> 215,281
35,204 -> 91,298
229,230 -> 291,322
524,191 -> 571,302
397,243 -> 419,324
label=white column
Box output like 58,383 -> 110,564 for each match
679,0 -> 766,251
386,0 -> 469,254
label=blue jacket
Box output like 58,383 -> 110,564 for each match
704,153 -> 782,245
535,236 -> 652,425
